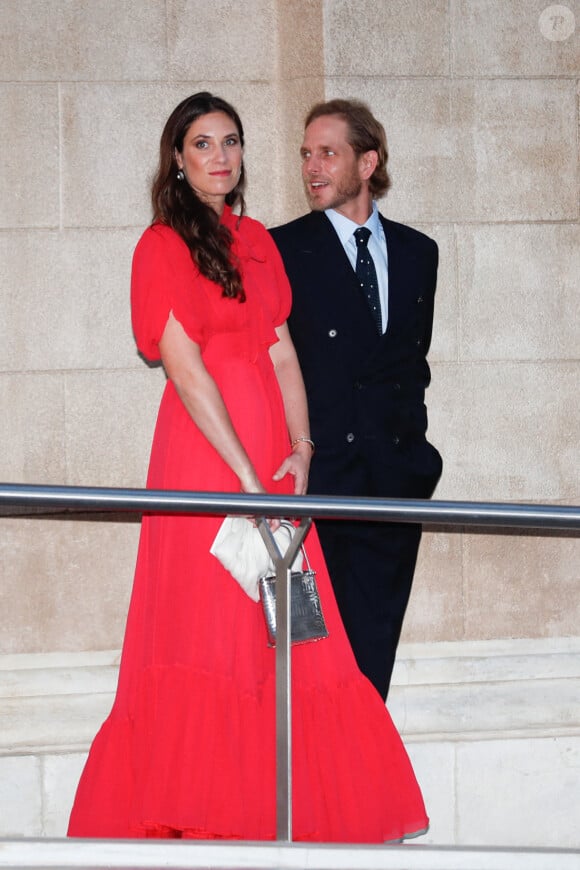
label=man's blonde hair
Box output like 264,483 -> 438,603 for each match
305,99 -> 391,198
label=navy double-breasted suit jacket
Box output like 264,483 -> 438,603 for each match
270,210 -> 442,500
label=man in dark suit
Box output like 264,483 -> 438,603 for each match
270,99 -> 442,700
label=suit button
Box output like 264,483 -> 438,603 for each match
394,382 -> 401,391
328,329 -> 337,338
417,295 -> 424,304
354,380 -> 363,390
393,435 -> 400,445
346,432 -> 355,443
416,338 -> 422,347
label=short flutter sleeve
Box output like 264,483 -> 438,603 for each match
131,224 -> 206,361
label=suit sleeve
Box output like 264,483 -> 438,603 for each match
422,237 -> 439,354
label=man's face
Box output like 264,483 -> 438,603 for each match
300,115 -> 365,213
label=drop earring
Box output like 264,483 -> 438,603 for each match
176,169 -> 185,181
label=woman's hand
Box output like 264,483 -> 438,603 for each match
240,472 -> 281,531
272,443 -> 311,496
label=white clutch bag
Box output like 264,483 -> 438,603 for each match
210,516 -> 302,602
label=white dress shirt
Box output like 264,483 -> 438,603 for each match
325,201 -> 389,333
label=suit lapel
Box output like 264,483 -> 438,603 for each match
301,212 -> 355,281
292,212 -> 417,347
307,213 -> 386,338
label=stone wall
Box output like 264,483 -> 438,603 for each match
0,0 -> 579,850
1,2 -> 578,660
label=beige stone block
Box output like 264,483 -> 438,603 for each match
457,736 -> 580,847
327,78 -> 577,222
64,369 -> 165,488
453,79 -> 578,221
43,753 -> 87,836
0,85 -> 59,229
0,229 -> 142,372
463,532 -> 580,640
0,373 -> 66,484
426,361 -> 580,501
391,637 -> 580,739
0,518 -> 137,654
0,653 -> 118,757
452,0 -> 580,77
402,531 -> 464,644
61,83 -> 168,229
458,224 -> 580,362
61,83 -> 279,228
0,756 -> 41,837
273,0 -> 325,223
325,0 -> 449,76
278,0 -> 324,79
0,0 -> 165,81
167,0 -> 276,81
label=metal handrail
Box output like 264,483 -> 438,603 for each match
1,483 -> 579,529
2,482 -> 579,841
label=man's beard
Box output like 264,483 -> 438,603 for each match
305,169 -> 362,211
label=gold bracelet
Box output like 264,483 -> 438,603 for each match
291,437 -> 315,454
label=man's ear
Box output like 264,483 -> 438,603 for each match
359,150 -> 378,181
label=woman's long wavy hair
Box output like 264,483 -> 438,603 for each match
151,92 -> 247,301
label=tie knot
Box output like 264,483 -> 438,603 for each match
354,226 -> 371,248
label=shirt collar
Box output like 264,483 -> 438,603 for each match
324,200 -> 381,244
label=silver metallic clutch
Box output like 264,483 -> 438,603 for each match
258,546 -> 329,646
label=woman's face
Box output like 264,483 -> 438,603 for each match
175,111 -> 243,213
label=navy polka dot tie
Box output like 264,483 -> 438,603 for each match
354,227 -> 382,334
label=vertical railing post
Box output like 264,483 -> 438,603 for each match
257,516 -> 312,842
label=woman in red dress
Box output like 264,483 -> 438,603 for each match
67,92 -> 428,843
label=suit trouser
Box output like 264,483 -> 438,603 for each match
315,517 -> 422,701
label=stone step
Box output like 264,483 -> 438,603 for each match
0,839 -> 579,870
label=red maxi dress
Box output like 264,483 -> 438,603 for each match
67,207 -> 428,842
